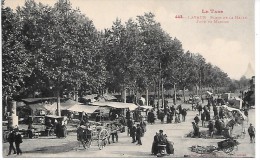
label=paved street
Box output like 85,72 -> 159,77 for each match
2,103 -> 255,158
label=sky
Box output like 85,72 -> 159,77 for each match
3,0 -> 256,80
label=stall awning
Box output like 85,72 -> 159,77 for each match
90,102 -> 138,111
102,94 -> 117,100
82,94 -> 97,100
28,103 -> 48,111
139,105 -> 153,110
21,97 -> 57,103
48,99 -> 77,110
67,104 -> 99,113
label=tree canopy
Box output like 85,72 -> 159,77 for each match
2,0 -> 239,103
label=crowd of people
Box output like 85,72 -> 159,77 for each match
189,100 -> 255,142
5,95 -> 255,157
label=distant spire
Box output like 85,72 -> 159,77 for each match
243,62 -> 254,78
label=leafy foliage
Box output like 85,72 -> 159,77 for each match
2,0 -> 238,101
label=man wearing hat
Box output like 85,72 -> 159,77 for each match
248,123 -> 255,143
130,123 -> 137,143
136,124 -> 142,145
7,127 -> 16,156
14,129 -> 23,155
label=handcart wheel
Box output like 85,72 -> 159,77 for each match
98,129 -> 109,150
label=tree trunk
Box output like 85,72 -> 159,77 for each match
56,90 -> 61,116
73,87 -> 76,101
196,84 -> 198,95
135,90 -> 138,104
161,78 -> 164,108
153,80 -> 156,103
75,91 -> 78,102
124,87 -> 126,103
3,95 -> 8,120
158,79 -> 160,102
174,83 -> 176,105
183,86 -> 186,102
146,88 -> 149,106
121,86 -> 126,103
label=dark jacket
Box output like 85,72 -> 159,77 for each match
130,126 -> 136,137
208,122 -> 214,132
136,127 -> 142,137
14,133 -> 23,144
7,131 -> 15,143
201,112 -> 205,121
182,109 -> 187,116
126,111 -> 131,119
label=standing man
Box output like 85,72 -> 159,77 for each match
126,109 -> 131,120
178,105 -> 183,120
14,129 -> 23,155
7,128 -> 16,156
182,109 -> 187,122
127,118 -> 133,136
111,124 -> 119,143
151,110 -> 156,124
219,107 -> 224,119
140,120 -> 147,135
198,104 -> 203,116
159,110 -> 165,124
201,111 -> 205,127
213,105 -> 218,118
194,114 -> 200,125
248,123 -> 255,143
130,124 -> 137,143
136,124 -> 142,145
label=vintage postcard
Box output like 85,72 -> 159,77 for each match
1,0 -> 256,158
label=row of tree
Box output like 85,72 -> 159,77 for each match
2,0 -> 239,113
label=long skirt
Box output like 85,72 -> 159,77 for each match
151,142 -> 158,155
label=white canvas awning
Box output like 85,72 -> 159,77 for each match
102,94 -> 117,100
139,105 -> 153,110
67,104 -> 99,113
90,102 -> 138,111
48,99 -> 77,110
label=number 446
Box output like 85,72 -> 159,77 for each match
175,15 -> 183,18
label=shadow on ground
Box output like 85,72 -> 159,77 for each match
23,141 -> 78,154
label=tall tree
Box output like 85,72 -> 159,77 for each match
2,1 -> 32,114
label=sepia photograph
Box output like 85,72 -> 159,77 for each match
1,0 -> 257,158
